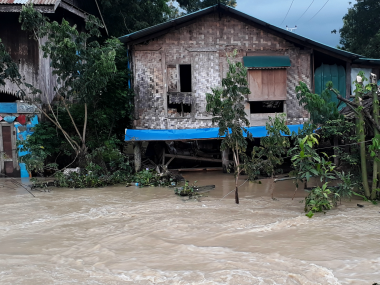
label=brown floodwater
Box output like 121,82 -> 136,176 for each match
0,173 -> 379,284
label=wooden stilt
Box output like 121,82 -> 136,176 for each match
134,141 -> 142,172
222,148 -> 230,173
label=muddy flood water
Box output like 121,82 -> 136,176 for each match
0,172 -> 379,285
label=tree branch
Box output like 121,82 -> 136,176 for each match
62,97 -> 83,142
82,103 -> 88,150
330,88 -> 380,133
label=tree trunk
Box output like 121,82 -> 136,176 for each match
235,162 -> 240,204
78,151 -> 87,169
235,174 -> 239,204
371,82 -> 380,199
356,90 -> 371,198
371,162 -> 378,200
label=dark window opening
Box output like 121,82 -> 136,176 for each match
179,65 -> 192,92
168,101 -> 191,116
0,92 -> 19,102
250,101 -> 284,114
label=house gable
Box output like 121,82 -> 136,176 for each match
131,12 -> 311,129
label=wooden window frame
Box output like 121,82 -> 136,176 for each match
247,68 -> 288,102
166,64 -> 193,118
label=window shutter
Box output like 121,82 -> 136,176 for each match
248,69 -> 287,101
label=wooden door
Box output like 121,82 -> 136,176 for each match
2,125 -> 14,176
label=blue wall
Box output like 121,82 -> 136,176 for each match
15,115 -> 39,178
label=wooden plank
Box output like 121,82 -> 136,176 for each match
311,50 -> 315,93
2,126 -> 12,159
346,62 -> 351,99
175,167 -> 223,172
266,70 -> 275,99
273,69 -> 287,100
262,69 -> 270,100
134,142 -> 142,172
4,161 -> 13,175
248,70 -> 262,101
10,124 -> 18,170
164,153 -> 224,163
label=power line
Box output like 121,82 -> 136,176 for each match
281,0 -> 295,25
308,0 -> 330,22
295,0 -> 314,23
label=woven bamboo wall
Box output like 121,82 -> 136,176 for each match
132,12 -> 310,129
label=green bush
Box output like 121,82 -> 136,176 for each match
51,147 -> 132,188
130,169 -> 172,187
305,183 -> 339,218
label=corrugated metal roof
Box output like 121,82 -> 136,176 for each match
119,4 -> 380,65
0,0 -> 58,5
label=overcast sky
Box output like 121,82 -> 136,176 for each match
234,0 -> 352,47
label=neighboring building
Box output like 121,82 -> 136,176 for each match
120,4 -> 380,131
0,0 -> 106,177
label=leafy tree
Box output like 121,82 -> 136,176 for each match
338,0 -> 380,57
296,71 -> 380,199
18,122 -> 62,175
177,0 -> 237,13
256,114 -> 290,178
206,50 -> 250,204
18,4 -> 122,167
295,81 -> 341,125
98,0 -> 176,37
244,114 -> 290,199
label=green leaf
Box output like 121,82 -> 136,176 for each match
306,211 -> 314,218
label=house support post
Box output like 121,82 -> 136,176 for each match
222,148 -> 230,173
134,141 -> 142,172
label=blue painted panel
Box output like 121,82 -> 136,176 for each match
19,163 -> 29,178
125,124 -> 304,141
0,103 -> 17,113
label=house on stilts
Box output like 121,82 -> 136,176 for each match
121,4 -> 380,172
0,0 -> 107,177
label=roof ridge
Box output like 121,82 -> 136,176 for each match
118,3 -> 373,62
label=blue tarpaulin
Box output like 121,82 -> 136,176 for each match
125,124 -> 304,141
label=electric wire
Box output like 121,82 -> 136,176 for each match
295,0 -> 314,23
308,0 -> 330,22
281,0 -> 295,25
